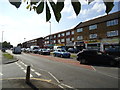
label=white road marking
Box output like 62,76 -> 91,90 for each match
61,83 -> 73,88
48,72 -> 60,84
34,72 -> 41,76
31,68 -> 35,72
30,74 -> 33,77
0,73 -> 3,76
58,85 -> 64,88
20,61 -> 27,67
23,70 -> 26,73
91,66 -> 96,71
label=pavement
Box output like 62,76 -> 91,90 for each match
2,78 -> 60,89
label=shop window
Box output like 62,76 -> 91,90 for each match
107,30 -> 118,37
89,24 -> 97,30
107,19 -> 118,26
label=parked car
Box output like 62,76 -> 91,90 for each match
25,48 -> 30,53
77,49 -> 119,66
68,48 -> 79,53
30,46 -> 39,53
38,49 -> 50,55
105,47 -> 120,57
53,49 -> 71,58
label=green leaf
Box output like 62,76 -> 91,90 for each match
55,12 -> 61,22
46,2 -> 51,22
9,0 -> 21,8
49,0 -> 61,22
71,0 -> 81,15
36,0 -> 44,14
30,0 -> 40,5
56,0 -> 64,13
104,1 -> 114,14
88,0 -> 94,4
33,6 -> 37,11
26,4 -> 30,9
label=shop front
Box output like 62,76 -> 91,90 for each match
74,41 -> 85,51
84,40 -> 101,51
101,38 -> 120,51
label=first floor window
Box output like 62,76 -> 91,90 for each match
77,36 -> 83,40
107,30 -> 118,37
89,34 -> 97,39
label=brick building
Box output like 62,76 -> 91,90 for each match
74,11 -> 120,51
22,11 -> 120,51
22,37 -> 44,48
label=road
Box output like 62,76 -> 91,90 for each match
1,50 -> 119,89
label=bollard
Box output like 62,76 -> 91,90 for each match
26,66 -> 30,84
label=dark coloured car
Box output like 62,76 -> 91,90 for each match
105,47 -> 120,57
68,48 -> 79,53
38,49 -> 50,55
53,49 -> 71,58
77,49 -> 119,66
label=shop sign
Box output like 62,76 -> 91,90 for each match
84,40 -> 100,43
101,38 -> 120,44
55,44 -> 65,46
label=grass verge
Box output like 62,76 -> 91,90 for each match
71,54 -> 77,58
3,53 -> 14,59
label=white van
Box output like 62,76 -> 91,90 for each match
30,46 -> 39,53
12,46 -> 21,54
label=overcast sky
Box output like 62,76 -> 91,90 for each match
0,0 -> 119,46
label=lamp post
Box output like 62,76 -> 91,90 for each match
49,21 -> 51,45
1,31 -> 4,49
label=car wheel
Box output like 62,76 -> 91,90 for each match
61,55 -> 63,58
80,59 -> 86,64
53,54 -> 56,57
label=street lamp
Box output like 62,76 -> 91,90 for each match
49,21 -> 51,45
1,31 -> 4,49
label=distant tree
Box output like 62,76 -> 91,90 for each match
8,0 -> 114,22
2,41 -> 12,49
17,43 -> 22,47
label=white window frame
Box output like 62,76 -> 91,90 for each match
66,32 -> 70,36
77,36 -> 83,40
61,39 -> 65,42
89,34 -> 97,39
71,31 -> 74,34
89,24 -> 97,30
77,28 -> 83,32
107,30 -> 118,37
107,19 -> 118,26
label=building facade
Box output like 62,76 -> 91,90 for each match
74,11 -> 120,51
22,11 -> 120,51
22,37 -> 44,48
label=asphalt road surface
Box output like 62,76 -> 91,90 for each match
1,50 -> 119,89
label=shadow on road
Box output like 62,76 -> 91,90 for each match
85,63 -> 119,68
26,82 -> 39,90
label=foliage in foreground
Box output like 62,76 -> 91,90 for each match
9,0 -> 114,22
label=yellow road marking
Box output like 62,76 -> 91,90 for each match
0,77 -> 51,82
